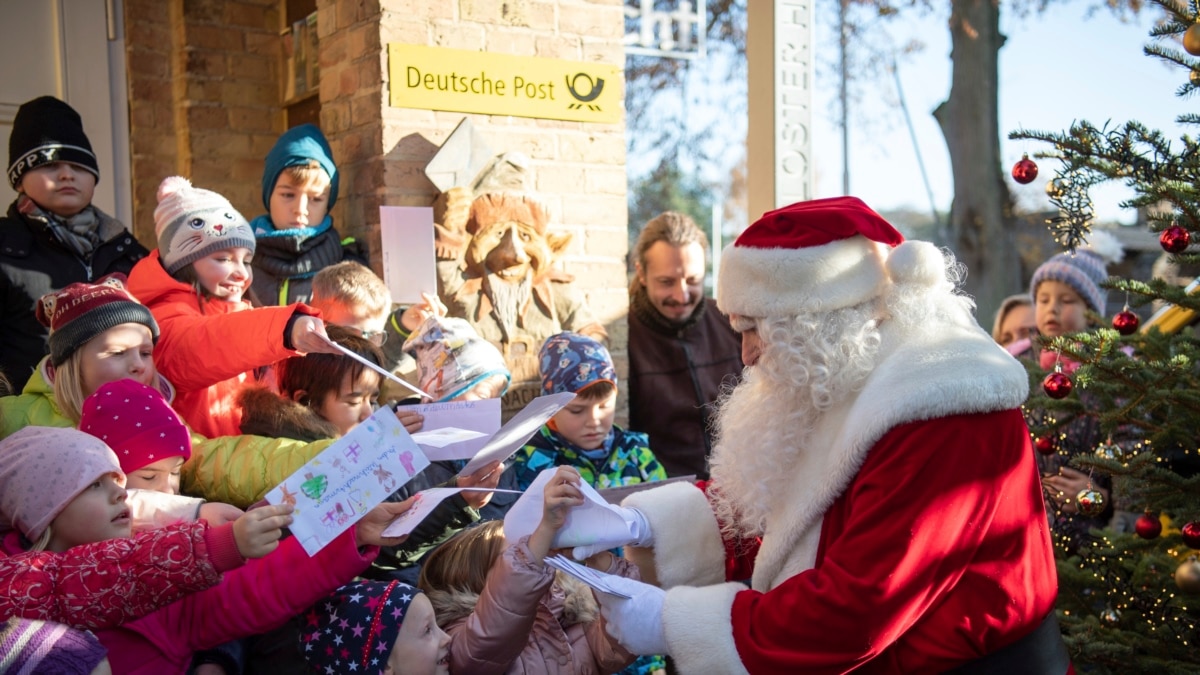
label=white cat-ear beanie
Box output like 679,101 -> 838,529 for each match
154,176 -> 255,274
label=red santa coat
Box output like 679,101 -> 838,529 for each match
624,315 -> 1058,674
127,250 -> 313,438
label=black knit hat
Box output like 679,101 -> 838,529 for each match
35,274 -> 159,366
7,96 -> 100,190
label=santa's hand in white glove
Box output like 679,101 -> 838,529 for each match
596,575 -> 669,656
571,505 -> 653,560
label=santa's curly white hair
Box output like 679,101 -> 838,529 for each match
709,244 -> 974,537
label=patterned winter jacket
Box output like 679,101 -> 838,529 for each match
0,357 -> 336,509
0,521 -> 243,630
100,528 -> 374,674
126,250 -> 317,438
510,425 -> 667,491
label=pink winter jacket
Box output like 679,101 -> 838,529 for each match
99,527 -> 376,674
435,537 -> 637,675
0,521 -> 243,630
126,250 -> 315,438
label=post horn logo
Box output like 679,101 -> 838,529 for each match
565,73 -> 604,111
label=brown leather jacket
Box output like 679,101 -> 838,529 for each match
627,293 -> 743,479
434,537 -> 637,675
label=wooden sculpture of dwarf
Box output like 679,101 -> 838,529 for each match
433,153 -> 606,414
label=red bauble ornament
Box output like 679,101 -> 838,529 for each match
1135,510 -> 1162,540
1035,436 -> 1056,455
1012,154 -> 1039,185
1112,310 -> 1140,336
1042,371 -> 1073,399
1182,521 -> 1200,549
1161,225 -> 1191,253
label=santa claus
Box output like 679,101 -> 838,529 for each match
590,197 -> 1067,674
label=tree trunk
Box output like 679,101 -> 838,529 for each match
933,0 -> 1021,323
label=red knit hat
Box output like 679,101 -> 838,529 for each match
79,379 -> 191,474
717,196 -> 905,317
35,274 -> 159,366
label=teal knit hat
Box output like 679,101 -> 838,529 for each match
261,123 -> 338,211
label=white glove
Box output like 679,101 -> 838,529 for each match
571,505 -> 653,560
596,575 -> 668,656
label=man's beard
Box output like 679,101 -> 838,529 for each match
708,308 -> 881,537
485,270 -> 532,341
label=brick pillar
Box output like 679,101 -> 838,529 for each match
125,0 -> 283,243
320,0 -> 630,402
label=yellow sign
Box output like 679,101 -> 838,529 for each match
387,44 -> 623,124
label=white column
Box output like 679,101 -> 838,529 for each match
747,0 -> 814,222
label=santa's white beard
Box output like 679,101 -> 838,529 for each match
709,308 -> 881,537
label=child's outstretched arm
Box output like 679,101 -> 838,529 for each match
528,465 -> 584,561
0,520 -> 245,630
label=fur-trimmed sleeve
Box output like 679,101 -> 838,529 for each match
621,481 -> 727,589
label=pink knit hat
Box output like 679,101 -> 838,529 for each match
0,427 -> 124,542
79,379 -> 192,474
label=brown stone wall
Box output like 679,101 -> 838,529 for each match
124,0 -> 283,244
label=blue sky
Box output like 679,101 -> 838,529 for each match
813,3 -> 1194,224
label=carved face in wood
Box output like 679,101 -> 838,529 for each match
464,219 -> 569,282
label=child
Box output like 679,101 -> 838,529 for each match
303,580 -> 449,675
0,426 -> 411,673
509,333 -> 665,491
418,465 -> 637,674
0,427 -> 273,629
0,96 -> 149,385
250,124 -> 364,306
0,274 -> 161,435
80,380 -> 244,675
126,176 -> 338,438
1026,233 -> 1122,551
991,293 -> 1035,354
309,261 -> 448,402
0,618 -> 110,674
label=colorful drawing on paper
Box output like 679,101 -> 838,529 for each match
264,407 -> 430,556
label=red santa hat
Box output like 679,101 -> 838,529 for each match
717,196 -> 906,317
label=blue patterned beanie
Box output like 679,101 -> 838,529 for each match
539,332 -> 616,395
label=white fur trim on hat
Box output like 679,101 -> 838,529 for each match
717,236 -> 889,317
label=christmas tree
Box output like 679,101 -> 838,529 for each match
1010,3 -> 1200,671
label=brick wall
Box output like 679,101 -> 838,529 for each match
319,0 -> 630,401
124,0 -> 283,244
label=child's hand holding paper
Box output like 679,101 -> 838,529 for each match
504,468 -> 653,559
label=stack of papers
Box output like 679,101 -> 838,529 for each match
544,555 -> 631,598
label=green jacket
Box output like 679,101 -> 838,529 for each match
0,359 -> 333,509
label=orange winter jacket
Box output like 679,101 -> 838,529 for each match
127,250 -> 314,438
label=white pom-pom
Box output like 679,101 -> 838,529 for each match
156,176 -> 192,203
885,240 -> 945,286
1080,229 -> 1124,264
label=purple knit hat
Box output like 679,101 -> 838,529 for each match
1029,229 -> 1124,314
539,332 -> 616,395
0,618 -> 108,674
302,580 -> 422,674
0,427 -> 124,542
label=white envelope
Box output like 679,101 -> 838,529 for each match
503,467 -> 636,549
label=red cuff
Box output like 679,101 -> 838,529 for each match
203,522 -> 246,573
